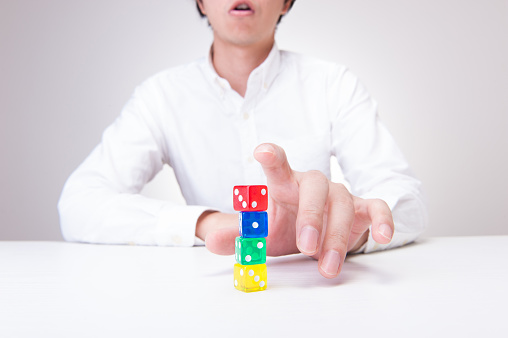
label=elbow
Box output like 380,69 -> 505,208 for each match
57,194 -> 79,243
57,187 -> 91,243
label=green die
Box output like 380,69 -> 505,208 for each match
235,237 -> 266,265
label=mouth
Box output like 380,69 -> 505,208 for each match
229,1 -> 255,16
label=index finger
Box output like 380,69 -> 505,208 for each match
253,143 -> 294,185
253,143 -> 299,202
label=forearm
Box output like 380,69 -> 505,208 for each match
58,181 -> 212,246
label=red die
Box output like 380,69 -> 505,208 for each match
233,185 -> 268,211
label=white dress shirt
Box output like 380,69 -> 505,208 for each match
58,44 -> 427,253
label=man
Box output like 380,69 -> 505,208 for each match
58,0 -> 427,279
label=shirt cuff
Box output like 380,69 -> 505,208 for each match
155,204 -> 216,247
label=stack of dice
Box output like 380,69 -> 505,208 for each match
233,185 -> 269,292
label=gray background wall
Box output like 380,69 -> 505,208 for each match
1,0 -> 507,241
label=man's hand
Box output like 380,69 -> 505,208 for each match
197,143 -> 394,278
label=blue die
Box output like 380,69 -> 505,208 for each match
239,211 -> 268,238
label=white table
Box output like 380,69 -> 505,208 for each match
1,237 -> 507,337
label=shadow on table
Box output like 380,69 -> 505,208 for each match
267,241 -> 424,289
264,255 -> 384,288
204,241 -> 423,288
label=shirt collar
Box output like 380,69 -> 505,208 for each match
206,49 -> 230,94
258,43 -> 281,91
204,43 -> 282,95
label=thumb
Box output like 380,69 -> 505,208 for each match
205,226 -> 238,255
254,143 -> 294,186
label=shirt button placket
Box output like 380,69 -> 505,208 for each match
238,105 -> 259,182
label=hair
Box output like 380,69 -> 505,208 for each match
196,0 -> 296,24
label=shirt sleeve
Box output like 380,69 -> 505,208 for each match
58,82 -> 214,246
329,67 -> 428,253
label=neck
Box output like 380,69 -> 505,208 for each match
211,38 -> 274,97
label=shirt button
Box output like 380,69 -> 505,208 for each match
263,82 -> 268,90
247,156 -> 254,164
171,235 -> 182,245
243,112 -> 250,120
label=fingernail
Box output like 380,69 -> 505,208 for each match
378,223 -> 393,240
255,144 -> 274,154
299,226 -> 319,254
322,250 -> 341,276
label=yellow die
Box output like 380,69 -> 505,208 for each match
234,263 -> 267,292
